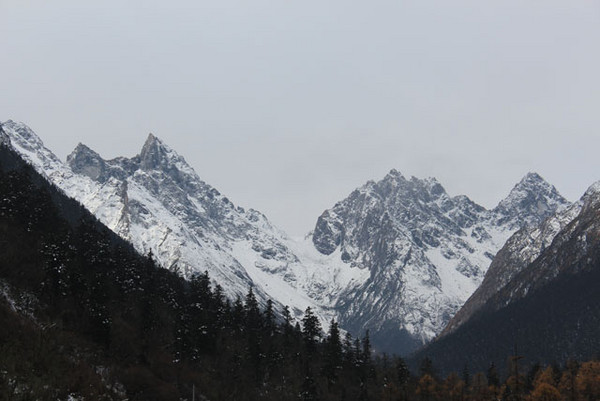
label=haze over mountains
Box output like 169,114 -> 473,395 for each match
0,120 -> 574,354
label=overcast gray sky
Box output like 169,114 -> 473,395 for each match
2,0 -> 600,236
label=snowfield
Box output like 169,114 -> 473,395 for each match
0,120 -> 571,352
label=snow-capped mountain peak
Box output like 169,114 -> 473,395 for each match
493,172 -> 568,228
67,143 -> 107,181
441,178 -> 600,344
1,120 -> 351,330
1,120 -> 64,168
139,133 -> 180,171
0,119 -> 573,355
310,169 -> 569,353
581,180 -> 600,212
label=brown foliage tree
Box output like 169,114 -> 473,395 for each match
576,361 -> 600,401
530,382 -> 561,401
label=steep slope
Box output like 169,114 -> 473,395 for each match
0,120 -> 366,324
491,172 -> 569,229
1,142 -> 388,401
482,182 -> 600,311
2,119 -> 571,355
411,182 -> 600,375
0,139 -> 157,400
313,170 -> 569,353
442,200 -> 583,336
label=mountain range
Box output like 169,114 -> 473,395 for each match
0,120 -> 572,354
410,181 -> 600,374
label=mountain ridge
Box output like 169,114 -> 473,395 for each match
0,119 -> 571,354
409,180 -> 600,374
311,166 -> 569,352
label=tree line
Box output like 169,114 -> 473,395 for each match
1,144 -> 599,401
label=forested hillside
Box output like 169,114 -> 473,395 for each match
0,136 -> 407,400
2,139 -> 599,401
410,182 -> 600,377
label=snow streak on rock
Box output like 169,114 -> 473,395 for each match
0,121 -> 366,327
1,120 -> 570,353
441,180 -> 600,341
312,169 -> 569,350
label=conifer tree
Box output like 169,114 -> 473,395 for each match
487,362 -> 499,387
301,307 -> 321,351
282,305 -> 292,327
244,287 -> 261,330
231,296 -> 244,332
419,357 -> 435,379
487,362 -> 500,400
323,319 -> 343,386
343,332 -> 355,367
362,330 -> 372,361
354,337 -> 363,367
244,287 -> 264,382
396,357 -> 410,401
264,299 -> 276,337
462,363 -> 470,388
300,367 -> 318,401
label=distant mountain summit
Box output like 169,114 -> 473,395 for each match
411,181 -> 600,374
492,172 -> 569,228
0,119 -> 571,354
312,169 -> 569,353
0,120 -> 362,326
442,199 -> 583,337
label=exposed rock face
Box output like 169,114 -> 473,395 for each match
1,119 -> 571,355
486,182 -> 600,307
410,182 -> 600,374
0,125 -> 9,145
0,120 -> 371,330
441,200 -> 582,337
492,172 -> 569,228
313,170 -> 569,352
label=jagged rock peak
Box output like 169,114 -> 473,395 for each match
136,133 -> 200,188
140,133 -> 170,170
0,120 -> 63,166
377,169 -> 447,198
583,181 -> 600,197
2,120 -> 44,148
515,172 -> 554,191
385,168 -> 405,180
2,120 -> 36,141
493,172 -> 569,228
312,170 -> 463,256
500,172 -> 564,205
67,143 -> 107,181
70,142 -> 99,157
581,181 -> 600,212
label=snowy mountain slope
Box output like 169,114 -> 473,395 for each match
1,119 -> 571,354
477,181 -> 600,310
441,198 -> 583,337
1,120 -> 362,325
411,182 -> 600,374
312,170 -> 570,352
491,172 -> 569,228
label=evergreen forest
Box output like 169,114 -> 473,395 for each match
1,141 -> 599,401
